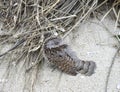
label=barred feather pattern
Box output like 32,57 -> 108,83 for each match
44,37 -> 96,76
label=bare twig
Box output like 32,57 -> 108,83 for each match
105,47 -> 120,92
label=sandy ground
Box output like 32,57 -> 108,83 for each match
0,17 -> 120,92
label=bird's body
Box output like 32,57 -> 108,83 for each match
43,35 -> 96,76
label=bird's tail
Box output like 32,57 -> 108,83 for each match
76,60 -> 96,76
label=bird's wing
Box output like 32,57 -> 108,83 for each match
49,45 -> 77,75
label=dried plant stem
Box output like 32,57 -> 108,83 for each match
63,1 -> 97,38
50,15 -> 76,21
105,47 -> 120,92
114,10 -> 120,42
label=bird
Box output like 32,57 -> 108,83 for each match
43,33 -> 96,76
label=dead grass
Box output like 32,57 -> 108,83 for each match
0,0 -> 120,92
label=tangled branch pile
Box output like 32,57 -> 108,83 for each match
0,0 -> 120,91
0,0 -> 119,72
0,0 -> 94,65
0,0 -> 119,74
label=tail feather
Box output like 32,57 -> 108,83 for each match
77,60 -> 96,76
85,61 -> 96,76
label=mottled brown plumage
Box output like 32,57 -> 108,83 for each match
43,34 -> 96,76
